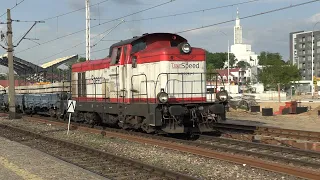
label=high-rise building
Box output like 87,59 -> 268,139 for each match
290,30 -> 320,80
229,9 -> 258,67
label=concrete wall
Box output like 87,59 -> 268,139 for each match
230,91 -> 287,101
216,84 -> 264,94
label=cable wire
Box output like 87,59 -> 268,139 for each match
11,0 -> 111,43
79,47 -> 110,56
15,0 -> 176,55
176,0 -> 320,34
91,0 -> 260,22
42,0 -> 111,21
26,0 -> 318,60
36,25 -> 115,62
75,0 -> 320,58
0,0 -> 26,18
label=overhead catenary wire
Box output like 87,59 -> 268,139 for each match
14,0 -> 320,63
11,0 -> 111,43
30,0 -> 319,61
0,0 -> 26,18
36,26 -> 117,62
176,0 -> 320,34
15,0 -> 176,55
90,0 -> 260,22
37,19 -> 125,62
42,0 -> 111,21
85,0 -> 320,57
79,47 -> 110,56
16,0 -> 258,54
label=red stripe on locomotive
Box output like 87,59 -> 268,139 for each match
73,97 -> 206,103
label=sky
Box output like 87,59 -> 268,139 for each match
0,0 -> 319,69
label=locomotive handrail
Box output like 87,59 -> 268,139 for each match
131,73 -> 149,106
164,79 -> 198,100
153,72 -> 224,103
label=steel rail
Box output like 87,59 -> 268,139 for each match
213,122 -> 320,142
0,124 -> 196,180
256,127 -> 320,142
198,135 -> 320,169
15,116 -> 320,180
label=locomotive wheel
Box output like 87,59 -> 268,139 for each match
141,118 -> 155,134
118,115 -> 129,130
106,114 -> 119,127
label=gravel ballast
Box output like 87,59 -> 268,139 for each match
0,117 -> 305,180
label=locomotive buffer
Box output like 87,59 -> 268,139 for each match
67,100 -> 76,135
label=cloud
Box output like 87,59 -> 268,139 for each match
182,17 -> 310,60
113,0 -> 141,5
68,0 -> 103,17
307,13 -> 320,23
256,0 -> 300,3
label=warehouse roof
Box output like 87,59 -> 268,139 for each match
0,54 -> 78,76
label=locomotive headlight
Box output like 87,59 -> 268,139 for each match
157,92 -> 169,103
216,91 -> 228,102
179,42 -> 192,54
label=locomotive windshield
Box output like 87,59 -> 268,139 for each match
170,40 -> 180,47
132,40 -> 147,54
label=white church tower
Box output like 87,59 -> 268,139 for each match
230,8 -> 258,67
234,8 -> 242,44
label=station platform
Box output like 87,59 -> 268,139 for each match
0,136 -> 107,180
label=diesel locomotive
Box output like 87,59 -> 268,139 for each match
1,32 -> 229,134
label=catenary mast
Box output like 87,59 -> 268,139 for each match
86,0 -> 91,61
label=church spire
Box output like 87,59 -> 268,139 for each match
234,8 -> 242,44
235,7 -> 240,26
236,7 -> 239,19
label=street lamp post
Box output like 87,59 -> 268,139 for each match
312,22 -> 320,98
218,30 -> 230,93
227,39 -> 230,93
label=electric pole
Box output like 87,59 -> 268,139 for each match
7,9 -> 16,119
86,0 -> 91,61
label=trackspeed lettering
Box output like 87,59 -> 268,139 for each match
171,63 -> 200,69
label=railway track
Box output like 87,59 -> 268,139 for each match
11,116 -> 320,179
0,124 -> 196,180
213,122 -> 320,142
197,134 -> 320,169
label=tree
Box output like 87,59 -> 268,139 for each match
206,63 -> 217,81
258,51 -> 284,65
205,50 -> 237,69
0,74 -> 7,80
257,51 -> 301,90
64,57 -> 86,69
236,61 -> 251,69
228,53 -> 237,68
258,64 -> 301,90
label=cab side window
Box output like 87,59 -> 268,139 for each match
111,47 -> 122,65
115,47 -> 121,64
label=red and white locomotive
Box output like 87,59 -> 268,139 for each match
68,33 -> 228,134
